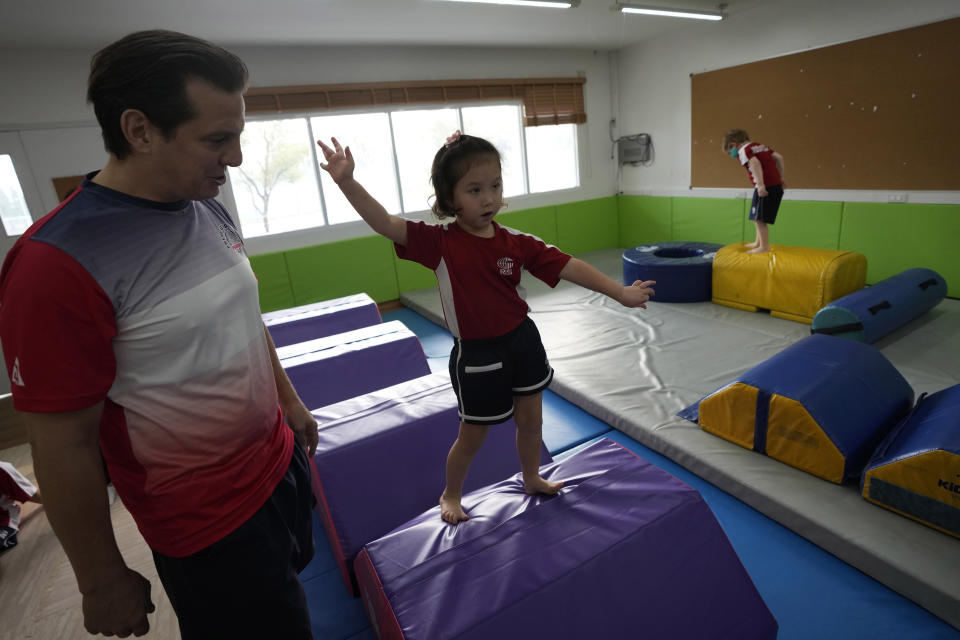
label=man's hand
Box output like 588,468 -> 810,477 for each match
82,568 -> 155,637
621,280 -> 656,308
282,399 -> 319,457
317,137 -> 354,186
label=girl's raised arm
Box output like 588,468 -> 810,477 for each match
317,137 -> 407,246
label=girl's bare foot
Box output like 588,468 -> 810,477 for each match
439,492 -> 469,524
743,241 -> 758,249
523,475 -> 563,496
747,246 -> 770,254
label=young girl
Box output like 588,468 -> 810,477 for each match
318,132 -> 655,524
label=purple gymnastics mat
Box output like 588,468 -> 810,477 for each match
263,293 -> 382,348
277,320 -> 430,411
355,438 -> 778,640
311,372 -> 552,596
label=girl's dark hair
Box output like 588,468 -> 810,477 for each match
87,30 -> 249,160
429,134 -> 501,220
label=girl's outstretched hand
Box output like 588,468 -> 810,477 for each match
622,279 -> 656,309
317,137 -> 354,185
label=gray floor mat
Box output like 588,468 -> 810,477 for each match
401,247 -> 960,630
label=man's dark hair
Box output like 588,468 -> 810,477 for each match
87,30 -> 249,159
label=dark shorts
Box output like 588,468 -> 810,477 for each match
449,316 -> 553,425
749,184 -> 784,224
152,444 -> 316,640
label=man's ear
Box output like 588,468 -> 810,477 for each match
118,108 -> 157,154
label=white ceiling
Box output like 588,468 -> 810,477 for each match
0,0 -> 754,51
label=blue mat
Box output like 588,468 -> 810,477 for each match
297,307 -> 960,639
558,433 -> 959,640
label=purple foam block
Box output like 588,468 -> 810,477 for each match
277,320 -> 430,411
263,293 -> 382,348
311,372 -> 552,595
356,438 -> 778,640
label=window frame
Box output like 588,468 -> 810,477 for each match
226,99 -> 580,239
0,132 -> 45,245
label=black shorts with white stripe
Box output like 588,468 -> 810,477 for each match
448,316 -> 553,425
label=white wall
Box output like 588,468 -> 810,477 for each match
0,44 -> 618,255
615,0 -> 960,204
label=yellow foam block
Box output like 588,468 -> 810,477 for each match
711,244 -> 866,323
862,450 -> 960,540
699,383 -> 846,483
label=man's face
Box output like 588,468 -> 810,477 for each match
151,78 -> 245,201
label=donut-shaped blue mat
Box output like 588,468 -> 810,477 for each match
622,241 -> 722,302
811,268 -> 947,343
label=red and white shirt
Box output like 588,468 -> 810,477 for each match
0,175 -> 292,557
397,220 -> 571,340
738,142 -> 782,187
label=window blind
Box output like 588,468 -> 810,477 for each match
244,77 -> 586,127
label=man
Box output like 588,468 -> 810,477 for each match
0,30 -> 318,638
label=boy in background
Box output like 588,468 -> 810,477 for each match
723,129 -> 785,254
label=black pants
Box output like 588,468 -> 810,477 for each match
152,445 -> 316,640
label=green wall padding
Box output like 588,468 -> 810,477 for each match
618,196 -> 672,247
671,197 -> 745,245
247,196 -> 959,308
556,197 -> 618,255
497,205 -> 559,246
769,200 -> 843,250
839,202 -> 960,297
248,251 -> 295,313
284,235 -> 399,304
395,251 -> 437,293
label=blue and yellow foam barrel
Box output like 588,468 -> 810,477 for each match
861,383 -> 960,539
690,334 -> 913,483
811,268 -> 947,343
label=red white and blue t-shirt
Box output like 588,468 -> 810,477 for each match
738,142 -> 782,187
0,175 -> 293,557
397,220 -> 571,340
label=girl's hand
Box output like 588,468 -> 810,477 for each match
621,280 -> 656,308
317,137 -> 355,185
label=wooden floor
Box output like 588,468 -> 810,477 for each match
0,444 -> 182,639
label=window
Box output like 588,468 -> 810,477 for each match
231,118 -> 322,237
525,123 -> 579,194
228,103 -> 578,238
0,155 -> 33,236
391,108 -> 460,213
310,112 -> 400,225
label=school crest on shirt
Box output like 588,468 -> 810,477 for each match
218,223 -> 244,253
497,257 -> 515,276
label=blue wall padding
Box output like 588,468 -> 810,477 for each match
737,335 -> 914,479
811,268 -> 947,343
622,241 -> 722,302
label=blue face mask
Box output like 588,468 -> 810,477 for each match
728,146 -> 738,159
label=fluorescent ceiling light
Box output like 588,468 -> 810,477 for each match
617,3 -> 724,20
439,0 -> 580,8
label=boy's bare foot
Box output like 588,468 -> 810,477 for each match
747,246 -> 770,254
523,475 -> 564,496
743,241 -> 758,249
439,493 -> 469,524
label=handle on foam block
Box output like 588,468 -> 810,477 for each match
810,321 -> 864,335
868,301 -> 891,315
917,278 -> 939,290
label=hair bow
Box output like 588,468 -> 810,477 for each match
444,130 -> 462,147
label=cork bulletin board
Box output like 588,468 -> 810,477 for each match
691,17 -> 960,190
